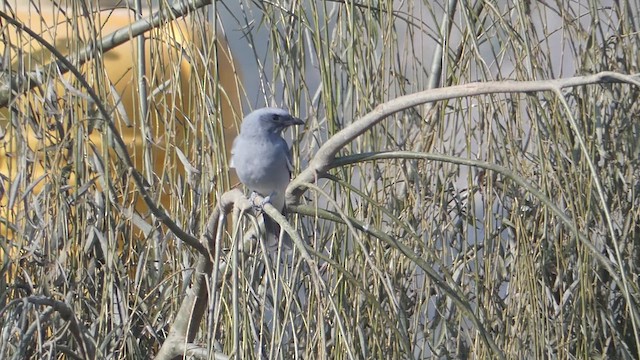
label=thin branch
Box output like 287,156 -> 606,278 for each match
0,0 -> 213,107
284,72 -> 640,357
0,10 -> 208,255
327,150 -> 626,287
155,189 -> 242,360
288,71 -> 640,204
3,296 -> 96,359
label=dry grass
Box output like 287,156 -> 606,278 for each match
1,0 -> 639,359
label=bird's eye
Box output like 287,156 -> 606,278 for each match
272,114 -> 279,121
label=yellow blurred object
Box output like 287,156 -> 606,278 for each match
0,3 -> 241,244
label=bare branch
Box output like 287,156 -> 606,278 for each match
288,71 -> 640,204
155,189 -> 243,360
0,10 -> 208,255
0,0 -> 213,107
15,296 -> 95,359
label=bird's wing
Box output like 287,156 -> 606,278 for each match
278,137 -> 294,178
229,137 -> 238,168
286,147 -> 294,178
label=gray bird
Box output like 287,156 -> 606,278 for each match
230,107 -> 304,242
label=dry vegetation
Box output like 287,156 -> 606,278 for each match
0,0 -> 639,359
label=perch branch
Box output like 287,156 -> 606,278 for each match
287,71 -> 640,204
155,189 -> 242,360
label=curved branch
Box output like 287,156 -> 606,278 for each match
5,296 -> 95,359
328,151 -> 626,287
155,189 -> 242,360
287,71 -> 640,204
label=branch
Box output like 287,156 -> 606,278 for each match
19,295 -> 94,359
283,71 -> 640,357
0,0 -> 213,107
287,71 -> 640,204
0,9 -> 209,255
155,189 -> 242,360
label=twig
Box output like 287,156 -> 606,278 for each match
288,71 -> 640,204
285,71 -> 640,358
0,10 -> 209,255
154,189 -> 242,360
0,0 -> 213,107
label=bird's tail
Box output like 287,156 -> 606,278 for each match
262,214 -> 293,251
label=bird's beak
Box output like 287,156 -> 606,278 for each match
287,116 -> 304,126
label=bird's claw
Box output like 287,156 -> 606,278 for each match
248,192 -> 261,212
249,191 -> 273,212
261,194 -> 272,207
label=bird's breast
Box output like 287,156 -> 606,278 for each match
232,137 -> 290,191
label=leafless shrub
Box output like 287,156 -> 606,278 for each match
0,1 -> 639,359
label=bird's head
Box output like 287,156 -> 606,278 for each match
240,107 -> 304,136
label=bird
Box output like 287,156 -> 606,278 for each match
230,107 -> 304,244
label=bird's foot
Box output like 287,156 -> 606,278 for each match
248,191 -> 261,211
249,191 -> 273,212
261,194 -> 273,207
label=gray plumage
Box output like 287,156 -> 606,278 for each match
230,107 -> 303,224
